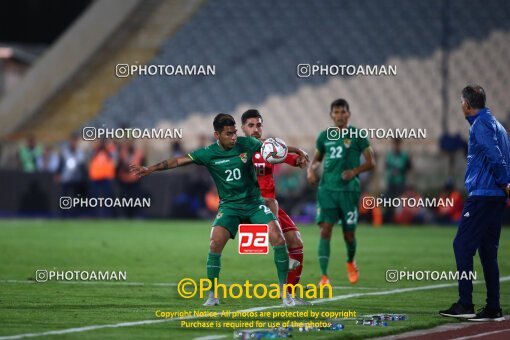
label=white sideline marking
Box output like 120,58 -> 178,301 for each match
193,336 -> 228,340
313,275 -> 510,304
332,286 -> 384,290
1,276 -> 510,339
0,280 -> 381,290
0,280 -> 177,287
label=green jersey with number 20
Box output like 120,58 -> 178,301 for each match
316,126 -> 370,192
188,136 -> 263,207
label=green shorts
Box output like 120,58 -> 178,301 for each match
316,189 -> 359,231
213,201 -> 276,239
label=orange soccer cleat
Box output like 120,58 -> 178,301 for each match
319,275 -> 331,287
346,261 -> 359,284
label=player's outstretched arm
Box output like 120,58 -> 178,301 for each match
341,146 -> 376,180
307,150 -> 323,185
129,156 -> 193,178
287,145 -> 308,159
287,145 -> 309,168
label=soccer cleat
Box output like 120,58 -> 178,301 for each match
293,297 -> 312,306
289,258 -> 301,271
282,294 -> 296,307
319,275 -> 330,286
439,302 -> 475,318
203,292 -> 219,306
346,261 -> 359,284
280,284 -> 296,307
468,306 -> 505,322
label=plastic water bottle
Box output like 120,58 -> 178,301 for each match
356,318 -> 388,326
298,322 -> 344,332
373,314 -> 407,321
233,328 -> 292,339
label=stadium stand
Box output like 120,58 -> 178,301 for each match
87,0 -> 510,154
0,0 -> 509,204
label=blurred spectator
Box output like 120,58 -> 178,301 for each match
385,138 -> 412,196
18,136 -> 42,172
117,141 -> 145,218
384,138 -> 412,222
88,139 -> 117,217
435,179 -> 464,225
393,186 -> 425,225
170,140 -> 185,157
205,184 -> 220,217
439,132 -> 468,155
198,134 -> 211,148
439,132 -> 468,176
185,165 -> 211,218
56,134 -> 87,205
274,166 -> 304,212
37,146 -> 60,173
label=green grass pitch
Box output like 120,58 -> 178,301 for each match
1,220 -> 509,339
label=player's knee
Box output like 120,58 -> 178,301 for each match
320,226 -> 332,239
287,236 -> 303,249
269,231 -> 286,246
270,238 -> 286,247
209,238 -> 224,253
320,230 -> 332,239
284,232 -> 303,248
343,232 -> 355,243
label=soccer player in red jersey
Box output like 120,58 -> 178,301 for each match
241,109 -> 311,305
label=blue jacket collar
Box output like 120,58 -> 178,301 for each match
466,107 -> 490,125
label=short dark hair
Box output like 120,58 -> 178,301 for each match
462,85 -> 486,110
241,109 -> 263,125
213,113 -> 236,132
330,98 -> 350,112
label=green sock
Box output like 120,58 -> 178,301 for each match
273,245 -> 289,285
206,252 -> 221,289
346,239 -> 356,263
318,238 -> 330,276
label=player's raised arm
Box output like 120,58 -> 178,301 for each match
307,149 -> 324,185
129,155 -> 193,178
341,146 -> 376,181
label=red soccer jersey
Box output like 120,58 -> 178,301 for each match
252,152 -> 300,199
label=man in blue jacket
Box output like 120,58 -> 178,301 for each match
439,85 -> 509,321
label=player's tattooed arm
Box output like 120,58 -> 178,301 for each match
130,156 -> 193,177
152,160 -> 170,171
307,150 -> 323,185
342,146 -> 376,180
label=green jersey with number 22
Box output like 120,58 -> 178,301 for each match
316,126 -> 370,192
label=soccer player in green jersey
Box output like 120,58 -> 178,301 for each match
307,99 -> 375,285
130,113 -> 308,306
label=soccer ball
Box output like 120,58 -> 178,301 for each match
261,138 -> 288,164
